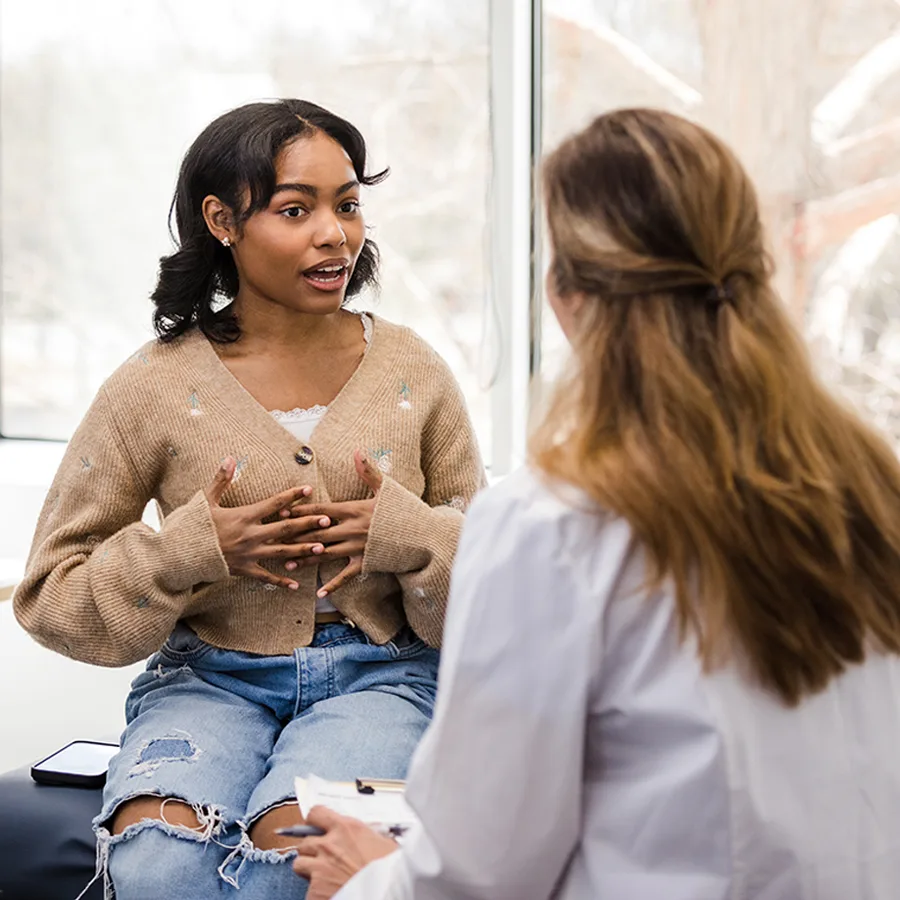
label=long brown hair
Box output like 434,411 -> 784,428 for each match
534,108 -> 900,705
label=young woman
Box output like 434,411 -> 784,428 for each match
292,109 -> 900,899
13,99 -> 485,898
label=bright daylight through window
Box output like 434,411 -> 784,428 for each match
0,0 -> 492,459
542,0 -> 900,449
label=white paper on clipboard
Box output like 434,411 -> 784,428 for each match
295,774 -> 418,831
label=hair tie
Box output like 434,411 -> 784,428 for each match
706,280 -> 734,306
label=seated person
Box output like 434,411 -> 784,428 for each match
13,98 -> 485,900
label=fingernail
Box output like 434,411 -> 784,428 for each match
313,545 -> 324,554
289,582 -> 299,591
285,562 -> 297,571
302,486 -> 312,496
319,517 -> 330,527
317,589 -> 328,598
280,509 -> 291,518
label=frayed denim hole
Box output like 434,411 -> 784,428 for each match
218,818 -> 297,889
127,730 -> 202,778
84,808 -> 233,900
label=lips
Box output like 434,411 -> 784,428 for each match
301,259 -> 351,291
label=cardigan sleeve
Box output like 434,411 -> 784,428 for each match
13,386 -> 230,667
361,371 -> 487,647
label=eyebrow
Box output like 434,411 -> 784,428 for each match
272,179 -> 360,199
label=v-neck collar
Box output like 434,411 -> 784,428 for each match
176,313 -> 394,455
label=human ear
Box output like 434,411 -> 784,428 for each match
564,290 -> 588,320
201,195 -> 236,245
548,286 -> 589,344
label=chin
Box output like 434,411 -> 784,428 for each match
292,291 -> 349,315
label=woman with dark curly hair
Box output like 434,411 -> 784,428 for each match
14,98 -> 485,899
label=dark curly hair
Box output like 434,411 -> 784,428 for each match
151,99 -> 388,343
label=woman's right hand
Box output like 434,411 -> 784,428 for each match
204,457 -> 331,590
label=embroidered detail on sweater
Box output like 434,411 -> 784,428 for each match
135,596 -> 151,609
368,448 -> 393,475
167,446 -> 178,458
398,382 -> 412,410
414,586 -> 437,611
131,351 -> 150,366
80,457 -> 93,471
441,496 -> 467,511
15,320 -> 487,661
188,392 -> 203,416
230,455 -> 249,482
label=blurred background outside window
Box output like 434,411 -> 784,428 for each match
8,1 -> 898,460
0,0 -> 491,453
542,0 -> 900,449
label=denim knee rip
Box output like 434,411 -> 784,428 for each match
84,794 -> 299,897
84,797 -> 228,900
218,799 -> 298,889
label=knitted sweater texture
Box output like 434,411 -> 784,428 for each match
14,316 -> 486,666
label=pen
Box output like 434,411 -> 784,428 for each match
276,823 -> 409,839
276,825 -> 326,837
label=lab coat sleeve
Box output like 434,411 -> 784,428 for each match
338,476 -> 597,900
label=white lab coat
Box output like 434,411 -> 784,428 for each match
337,467 -> 900,899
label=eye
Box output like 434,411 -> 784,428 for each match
338,199 -> 361,214
280,206 -> 306,219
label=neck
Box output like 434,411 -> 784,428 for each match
226,292 -> 350,355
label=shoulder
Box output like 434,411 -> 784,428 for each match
91,334 -> 192,421
101,336 -> 182,387
468,467 -> 585,534
369,315 -> 456,382
104,330 -> 196,389
367,315 -> 469,429
465,467 -> 631,576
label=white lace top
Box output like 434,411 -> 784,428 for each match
269,312 -> 372,613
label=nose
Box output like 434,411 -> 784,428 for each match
313,210 -> 347,248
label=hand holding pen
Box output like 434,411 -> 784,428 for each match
290,806 -> 403,899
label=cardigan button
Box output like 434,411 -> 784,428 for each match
294,446 -> 314,466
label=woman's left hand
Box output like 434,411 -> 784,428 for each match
292,806 -> 399,900
282,450 -> 383,599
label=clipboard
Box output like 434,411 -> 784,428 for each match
295,774 -> 416,834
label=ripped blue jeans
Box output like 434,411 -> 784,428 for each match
89,622 -> 439,900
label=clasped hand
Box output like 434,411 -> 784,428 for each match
206,449 -> 382,597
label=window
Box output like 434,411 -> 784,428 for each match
6,0 -> 897,465
542,0 -> 900,445
0,0 -> 492,460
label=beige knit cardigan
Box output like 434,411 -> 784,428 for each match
13,316 -> 486,666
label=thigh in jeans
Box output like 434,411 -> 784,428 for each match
218,635 -> 440,897
93,649 -> 281,899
